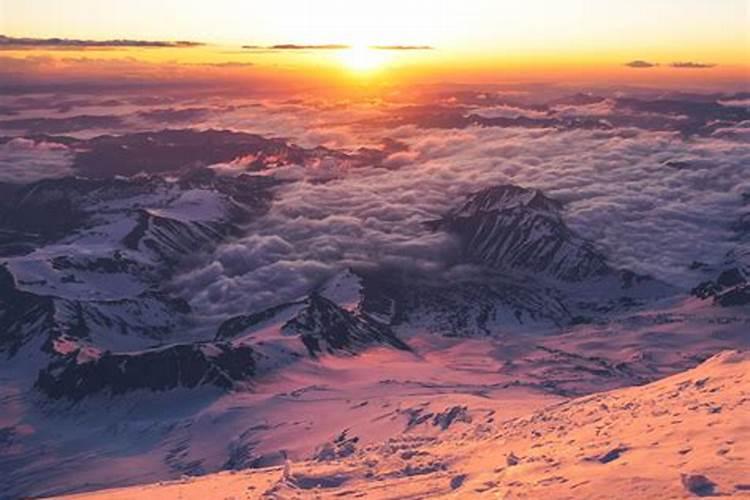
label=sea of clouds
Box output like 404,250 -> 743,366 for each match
176,118 -> 750,317
2,90 -> 747,318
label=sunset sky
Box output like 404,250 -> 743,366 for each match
1,0 -> 749,89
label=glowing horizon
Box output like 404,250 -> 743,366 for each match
3,0 -> 749,59
1,0 -> 748,90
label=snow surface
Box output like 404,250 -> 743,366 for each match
60,350 -> 750,499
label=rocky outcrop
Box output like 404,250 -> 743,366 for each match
692,249 -> 750,307
122,209 -> 232,266
0,266 -> 57,356
282,293 -> 410,357
35,342 -> 256,400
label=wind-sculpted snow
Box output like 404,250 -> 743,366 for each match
58,350 -> 750,500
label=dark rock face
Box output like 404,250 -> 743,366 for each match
122,209 -> 231,266
0,179 -> 90,246
215,302 -> 300,340
51,253 -> 138,275
35,342 -> 256,400
365,272 -> 572,334
282,294 -> 410,357
314,430 -> 359,462
692,249 -> 750,307
0,176 -> 174,251
432,185 -> 611,282
596,446 -> 629,464
177,168 -> 280,210
433,406 -> 472,430
31,129 -> 382,178
0,266 -> 57,356
716,284 -> 750,307
72,129 -> 313,177
215,291 -> 411,358
0,261 -> 191,357
681,474 -> 718,497
0,168 -> 278,361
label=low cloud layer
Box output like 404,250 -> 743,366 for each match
0,138 -> 74,183
1,87 -> 747,319
176,119 -> 750,317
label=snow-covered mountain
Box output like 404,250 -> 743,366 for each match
692,201 -> 750,307
431,184 -> 656,286
0,169 -> 277,363
344,185 -> 676,337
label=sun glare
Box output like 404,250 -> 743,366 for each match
338,45 -> 389,73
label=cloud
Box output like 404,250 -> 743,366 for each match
136,107 -> 212,123
625,60 -> 658,68
192,61 -> 254,68
0,138 -> 74,183
0,55 -> 298,96
0,114 -> 127,134
624,60 -> 717,70
175,119 -> 750,318
670,62 -> 717,69
1,88 -> 744,320
264,44 -> 351,50
370,45 -> 434,50
472,104 -> 550,120
170,107 -> 750,314
240,44 -> 434,52
0,35 -> 203,50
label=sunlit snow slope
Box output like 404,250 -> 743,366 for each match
62,350 -> 749,499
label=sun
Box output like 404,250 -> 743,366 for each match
338,45 -> 389,73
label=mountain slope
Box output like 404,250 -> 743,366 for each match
61,350 -> 749,499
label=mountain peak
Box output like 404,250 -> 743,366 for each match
450,184 -> 563,218
436,184 -> 609,282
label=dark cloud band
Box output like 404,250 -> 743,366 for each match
0,35 -> 203,49
242,44 -> 434,51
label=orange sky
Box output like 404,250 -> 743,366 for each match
1,0 -> 748,90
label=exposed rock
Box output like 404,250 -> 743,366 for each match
35,342 -> 256,400
692,250 -> 749,307
432,406 -> 472,430
681,474 -> 718,497
314,430 -> 359,462
282,293 -> 410,357
596,446 -> 629,464
450,474 -> 468,489
215,302 -> 301,340
0,265 -> 57,356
